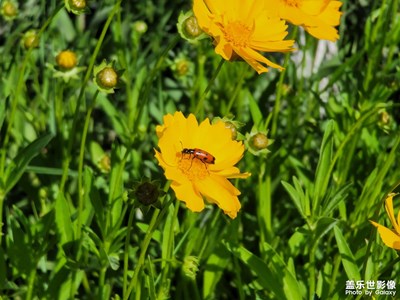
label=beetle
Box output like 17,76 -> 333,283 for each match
181,148 -> 216,164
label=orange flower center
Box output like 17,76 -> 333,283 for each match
177,154 -> 209,181
224,21 -> 253,47
283,0 -> 302,7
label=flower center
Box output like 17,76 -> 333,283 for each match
283,0 -> 302,7
177,154 -> 209,181
224,21 -> 252,47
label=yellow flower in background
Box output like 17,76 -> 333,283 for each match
370,193 -> 400,250
268,0 -> 343,41
193,0 -> 294,73
155,112 -> 251,219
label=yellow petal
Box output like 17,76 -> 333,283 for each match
171,180 -> 205,212
370,220 -> 400,250
239,47 -> 285,71
305,25 -> 339,41
196,174 -> 241,219
385,194 -> 400,234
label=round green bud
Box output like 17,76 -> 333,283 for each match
70,0 -> 86,10
96,67 -> 118,89
2,1 -> 18,19
251,133 -> 269,150
23,31 -> 39,49
183,16 -> 202,38
133,20 -> 148,34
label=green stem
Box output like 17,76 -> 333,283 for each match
198,209 -> 220,260
131,35 -> 180,135
270,54 -> 290,137
77,90 -> 99,240
98,266 -> 107,299
157,199 -> 180,299
195,58 -> 225,115
257,163 -> 271,247
26,267 -> 37,300
308,243 -> 317,300
0,3 -> 63,247
59,0 -> 122,192
124,198 -> 173,300
123,206 -> 136,297
225,65 -> 247,115
0,3 -> 63,178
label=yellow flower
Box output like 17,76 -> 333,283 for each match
155,112 -> 251,219
193,0 -> 294,73
370,193 -> 400,250
268,0 -> 343,41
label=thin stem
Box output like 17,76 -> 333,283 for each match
26,267 -> 37,300
124,198 -> 173,300
225,65 -> 248,115
123,205 -> 136,296
59,0 -> 122,192
0,3 -> 63,178
308,243 -> 317,300
0,3 -> 63,246
157,199 -> 180,299
195,58 -> 225,115
77,90 -> 99,241
270,54 -> 290,137
198,209 -> 220,260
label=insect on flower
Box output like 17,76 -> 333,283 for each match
182,147 -> 215,164
180,142 -> 215,170
155,112 -> 251,219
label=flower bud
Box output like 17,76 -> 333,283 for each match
224,121 -> 238,140
133,20 -> 147,34
212,117 -> 244,140
96,67 -> 118,89
133,181 -> 160,206
56,50 -> 78,70
98,154 -> 111,173
1,1 -> 18,20
70,0 -> 86,10
379,110 -> 390,126
250,133 -> 269,150
245,128 -> 273,156
177,11 -> 207,44
182,256 -> 199,280
183,16 -> 202,39
65,0 -> 88,15
23,30 -> 39,49
94,61 -> 124,93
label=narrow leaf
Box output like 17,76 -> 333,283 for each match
333,225 -> 361,281
5,133 -> 54,194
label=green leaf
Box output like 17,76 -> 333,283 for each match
314,217 -> 338,244
108,144 -> 125,229
55,192 -> 74,245
7,214 -> 35,275
247,90 -> 263,125
203,244 -> 230,299
0,246 -> 5,289
108,253 -> 120,271
321,183 -> 352,216
313,120 -> 335,214
4,133 -> 54,194
146,256 -> 157,300
282,178 -> 309,220
226,243 -> 302,300
333,225 -> 361,281
0,96 -> 6,130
